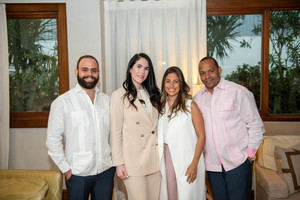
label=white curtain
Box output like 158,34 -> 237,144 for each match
0,3 -> 10,169
104,0 -> 206,94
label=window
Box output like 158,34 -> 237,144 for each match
268,10 -> 300,115
207,0 -> 300,121
7,4 -> 69,128
207,15 -> 262,109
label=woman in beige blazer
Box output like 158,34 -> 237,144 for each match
110,53 -> 161,200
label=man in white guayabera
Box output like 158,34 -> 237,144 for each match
46,55 -> 115,200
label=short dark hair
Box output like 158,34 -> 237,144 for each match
199,56 -> 219,68
76,55 -> 99,69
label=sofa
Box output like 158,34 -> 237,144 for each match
0,169 -> 63,200
254,134 -> 300,200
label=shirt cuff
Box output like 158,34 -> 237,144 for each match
246,147 -> 257,158
112,160 -> 125,167
56,160 -> 71,174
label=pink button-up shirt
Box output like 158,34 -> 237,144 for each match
194,78 -> 264,172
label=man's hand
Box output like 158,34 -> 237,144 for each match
248,157 -> 255,164
64,169 -> 72,180
116,165 -> 128,180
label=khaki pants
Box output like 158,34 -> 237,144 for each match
123,171 -> 161,200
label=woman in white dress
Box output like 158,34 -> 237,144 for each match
158,66 -> 206,200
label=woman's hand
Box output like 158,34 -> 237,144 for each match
116,165 -> 128,180
185,162 -> 198,184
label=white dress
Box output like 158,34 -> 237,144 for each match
158,99 -> 206,200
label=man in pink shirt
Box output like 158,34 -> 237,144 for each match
194,57 -> 265,200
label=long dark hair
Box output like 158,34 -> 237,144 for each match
122,53 -> 161,111
160,66 -> 191,116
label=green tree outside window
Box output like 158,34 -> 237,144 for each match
207,10 -> 300,114
8,19 -> 59,112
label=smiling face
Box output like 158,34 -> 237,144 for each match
130,57 -> 150,89
76,57 -> 99,89
198,58 -> 222,93
164,72 -> 180,98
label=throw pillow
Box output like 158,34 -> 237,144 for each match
274,144 -> 300,195
257,135 -> 300,171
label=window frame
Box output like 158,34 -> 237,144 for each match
6,3 -> 69,128
207,0 -> 300,121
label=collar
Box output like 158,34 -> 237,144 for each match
74,83 -> 100,94
202,78 -> 225,94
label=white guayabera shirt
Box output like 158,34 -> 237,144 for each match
46,84 -> 112,176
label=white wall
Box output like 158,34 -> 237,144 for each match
8,122 -> 300,170
66,0 -> 103,89
9,128 -> 58,170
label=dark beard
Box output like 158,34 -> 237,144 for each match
77,74 -> 99,89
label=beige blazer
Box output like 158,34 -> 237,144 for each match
110,88 -> 160,176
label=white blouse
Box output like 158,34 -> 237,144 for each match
137,89 -> 152,117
